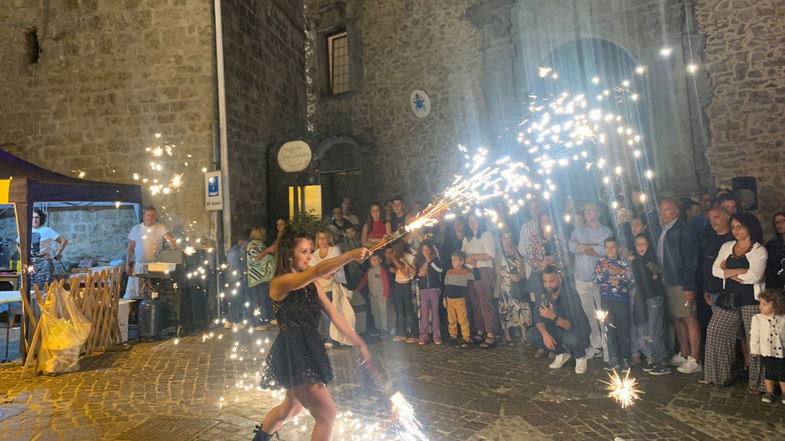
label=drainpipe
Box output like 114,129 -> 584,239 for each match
214,0 -> 232,250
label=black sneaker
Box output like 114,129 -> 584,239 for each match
647,363 -> 672,376
761,393 -> 775,404
457,338 -> 469,348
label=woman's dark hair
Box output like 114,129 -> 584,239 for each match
415,240 -> 440,268
731,212 -> 764,244
33,208 -> 47,225
465,213 -> 486,240
759,289 -> 785,316
633,233 -> 654,258
273,225 -> 312,276
366,202 -> 382,230
771,211 -> 785,244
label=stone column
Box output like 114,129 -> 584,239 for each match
466,0 -> 520,144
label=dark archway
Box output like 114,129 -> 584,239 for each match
532,38 -> 654,210
315,136 -> 369,221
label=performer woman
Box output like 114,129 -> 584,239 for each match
254,226 -> 371,441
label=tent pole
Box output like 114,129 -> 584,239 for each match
13,201 -> 32,358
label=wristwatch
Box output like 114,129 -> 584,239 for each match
552,315 -> 560,322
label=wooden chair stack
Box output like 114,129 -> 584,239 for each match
20,267 -> 123,377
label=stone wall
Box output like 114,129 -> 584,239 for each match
695,0 -> 785,229
305,0 -> 486,213
221,0 -> 307,238
0,0 -> 216,238
0,204 -> 137,268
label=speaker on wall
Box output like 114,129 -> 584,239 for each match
731,176 -> 758,210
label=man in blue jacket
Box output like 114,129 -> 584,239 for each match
657,199 -> 702,374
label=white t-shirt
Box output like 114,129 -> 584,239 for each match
462,231 -> 496,269
394,253 -> 416,283
17,226 -> 60,257
128,223 -> 170,263
309,246 -> 347,286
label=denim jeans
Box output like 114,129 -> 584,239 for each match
604,300 -> 631,362
644,295 -> 667,362
393,282 -> 419,338
525,320 -> 587,359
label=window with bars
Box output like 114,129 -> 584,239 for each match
327,30 -> 349,95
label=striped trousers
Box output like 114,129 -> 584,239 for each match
467,267 -> 497,335
703,304 -> 765,391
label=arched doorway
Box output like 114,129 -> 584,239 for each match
315,136 -> 369,221
531,38 -> 654,209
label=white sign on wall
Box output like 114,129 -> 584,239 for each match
205,171 -> 223,211
278,140 -> 312,172
410,89 -> 431,118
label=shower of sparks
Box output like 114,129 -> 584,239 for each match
594,309 -> 609,322
390,392 -> 429,441
603,369 -> 642,408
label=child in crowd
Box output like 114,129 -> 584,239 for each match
383,247 -> 398,332
750,289 -> 785,404
443,251 -> 473,348
391,240 -> 419,343
631,233 -> 671,375
593,237 -> 634,370
356,252 -> 390,337
416,241 -> 443,344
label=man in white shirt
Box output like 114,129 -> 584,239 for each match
124,207 -> 176,299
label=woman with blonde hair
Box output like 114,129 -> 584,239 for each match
248,227 -> 275,330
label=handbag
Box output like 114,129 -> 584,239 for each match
715,288 -> 742,310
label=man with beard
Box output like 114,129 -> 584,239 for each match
526,266 -> 591,374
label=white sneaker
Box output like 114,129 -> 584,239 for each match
670,354 -> 688,367
549,353 -> 572,369
677,356 -> 703,374
575,357 -> 588,375
324,342 -> 334,350
585,347 -> 602,360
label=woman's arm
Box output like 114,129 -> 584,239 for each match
361,224 -> 371,248
53,235 -> 68,258
270,248 -> 368,301
712,241 -> 732,279
315,282 -> 371,364
735,244 -> 768,284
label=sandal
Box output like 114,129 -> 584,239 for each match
697,379 -> 713,385
472,333 -> 485,343
480,335 -> 496,349
253,425 -> 279,441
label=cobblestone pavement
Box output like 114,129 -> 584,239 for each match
1,327 -> 784,441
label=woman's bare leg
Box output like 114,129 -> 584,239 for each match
260,389 -> 304,435
292,383 -> 337,441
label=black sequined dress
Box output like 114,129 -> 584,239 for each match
260,283 -> 333,389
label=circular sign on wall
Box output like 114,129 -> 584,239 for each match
410,89 -> 431,118
277,140 -> 312,172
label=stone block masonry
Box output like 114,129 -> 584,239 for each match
305,0 -> 486,207
0,0 -> 217,237
696,0 -> 785,228
221,0 -> 307,238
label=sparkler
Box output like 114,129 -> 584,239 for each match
603,368 -> 642,408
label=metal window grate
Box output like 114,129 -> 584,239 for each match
328,31 -> 349,95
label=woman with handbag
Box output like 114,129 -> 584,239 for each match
499,230 -> 530,346
248,227 -> 276,330
701,212 -> 767,390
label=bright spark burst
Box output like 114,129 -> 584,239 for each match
538,66 -> 553,78
603,368 -> 642,408
594,309 -> 609,322
184,246 -> 196,256
390,392 -> 429,441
